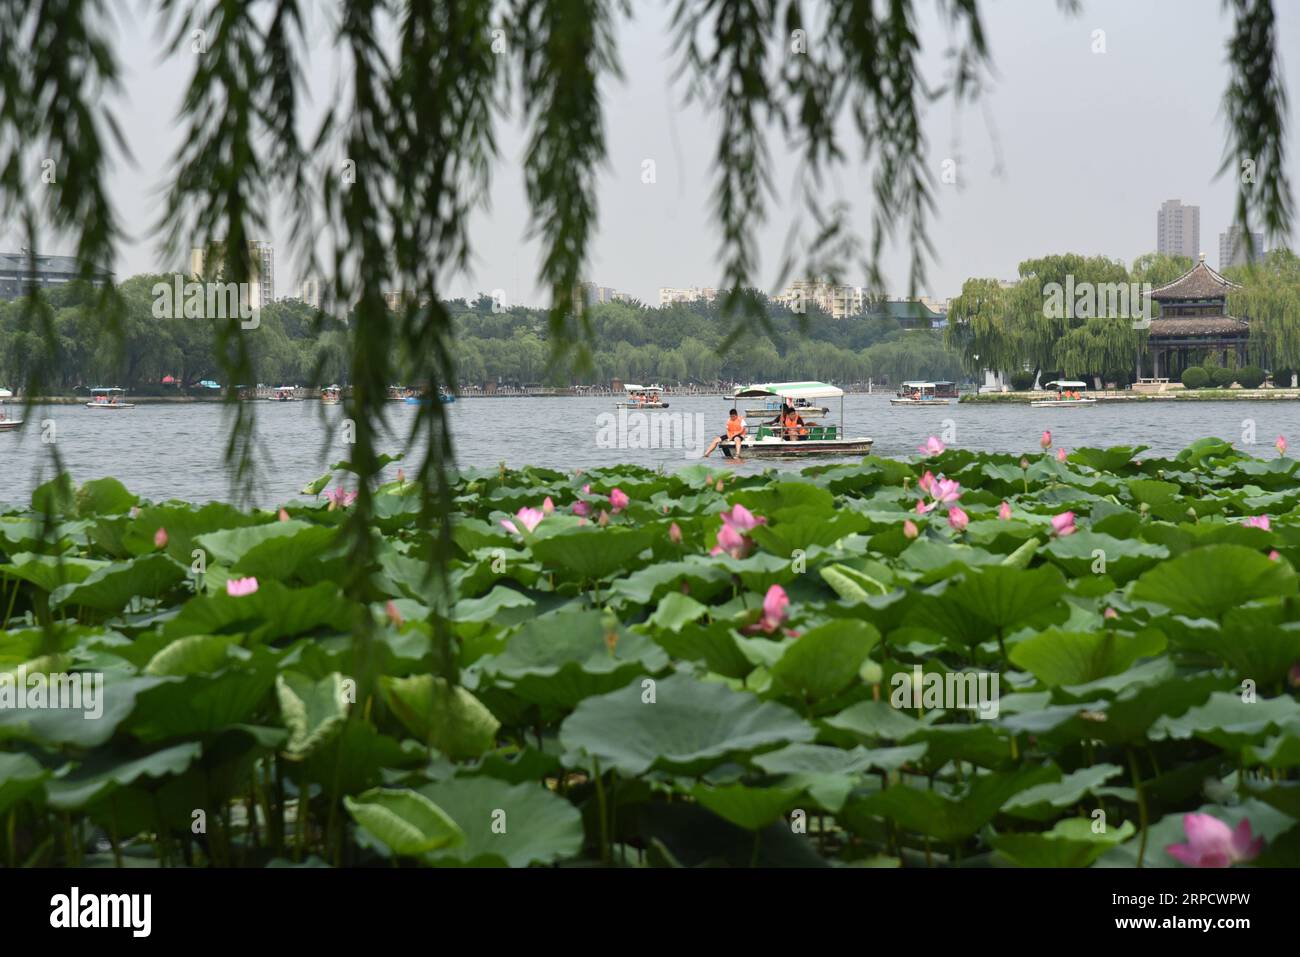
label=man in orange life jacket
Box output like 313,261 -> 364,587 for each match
703,408 -> 746,460
781,406 -> 808,440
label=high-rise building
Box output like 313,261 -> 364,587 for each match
659,286 -> 718,306
1219,225 -> 1264,270
775,278 -> 866,319
1156,200 -> 1200,260
190,240 -> 274,308
298,276 -> 323,309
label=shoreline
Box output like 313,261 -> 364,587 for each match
959,388 -> 1300,403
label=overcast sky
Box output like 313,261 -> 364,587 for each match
21,0 -> 1300,304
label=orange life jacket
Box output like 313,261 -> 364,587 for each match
726,417 -> 745,438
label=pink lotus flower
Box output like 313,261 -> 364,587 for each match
610,488 -> 629,513
542,496 -> 555,515
721,503 -> 764,533
710,503 -> 767,559
903,519 -> 919,539
743,584 -> 796,636
396,468 -> 405,484
582,483 -> 591,495
572,500 -> 590,518
385,600 -> 403,627
277,507 -> 290,522
915,499 -> 928,515
1166,813 -> 1263,868
325,486 -> 357,510
501,507 -> 545,535
918,471 -> 935,494
947,506 -> 969,532
226,577 -> 259,598
598,509 -> 610,527
712,521 -> 747,558
669,522 -> 683,544
919,436 -> 945,456
154,527 -> 168,549
1051,511 -> 1076,536
918,476 -> 961,513
129,506 -> 141,519
1243,515 -> 1271,531
759,584 -> 789,633
1269,550 -> 1281,561
1056,447 -> 1067,463
1019,457 -> 1030,470
1277,435 -> 1288,456
1103,607 -> 1118,619
1040,430 -> 1052,450
998,501 -> 1012,521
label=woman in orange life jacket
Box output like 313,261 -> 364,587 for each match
703,408 -> 746,460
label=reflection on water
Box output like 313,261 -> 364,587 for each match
1,394 -> 1293,507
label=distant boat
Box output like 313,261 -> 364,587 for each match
273,386 -> 299,402
0,389 -> 19,431
320,385 -> 342,405
85,387 -> 135,410
1031,380 -> 1097,408
617,384 -> 669,409
890,382 -> 950,406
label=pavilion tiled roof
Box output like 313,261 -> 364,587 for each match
1149,257 -> 1241,302
1146,316 -> 1249,338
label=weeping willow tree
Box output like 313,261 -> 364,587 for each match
1228,248 -> 1300,368
946,254 -> 1142,379
0,0 -> 1293,681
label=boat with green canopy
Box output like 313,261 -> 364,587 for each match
721,381 -> 872,458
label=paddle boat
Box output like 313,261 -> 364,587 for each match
273,386 -> 299,402
0,389 -> 19,432
616,384 -> 669,410
933,380 -> 960,399
1031,380 -> 1097,408
719,382 -> 872,459
890,381 -> 950,406
320,385 -> 341,405
85,387 -> 135,410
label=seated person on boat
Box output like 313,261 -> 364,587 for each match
703,409 -> 746,459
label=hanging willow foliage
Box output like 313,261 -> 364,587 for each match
1230,248 -> 1300,367
0,0 -> 1294,689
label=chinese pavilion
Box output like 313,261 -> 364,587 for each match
1144,255 -> 1246,378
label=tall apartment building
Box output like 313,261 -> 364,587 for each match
1219,225 -> 1264,270
659,286 -> 718,306
190,240 -> 274,308
775,278 -> 867,319
1156,200 -> 1200,260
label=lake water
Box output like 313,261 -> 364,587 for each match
0,394 -> 1295,508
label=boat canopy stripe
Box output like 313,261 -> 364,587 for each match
1044,380 -> 1088,388
733,381 -> 844,400
623,385 -> 663,392
901,381 -> 936,388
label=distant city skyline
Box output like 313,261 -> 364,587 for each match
2,1 -> 1296,307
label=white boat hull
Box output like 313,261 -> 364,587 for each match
616,402 -> 669,409
1030,399 -> 1097,407
85,403 -> 135,410
0,420 -> 21,432
890,397 -> 950,406
721,436 -> 873,458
